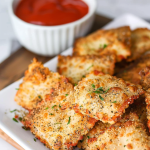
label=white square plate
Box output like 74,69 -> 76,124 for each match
0,13 -> 150,150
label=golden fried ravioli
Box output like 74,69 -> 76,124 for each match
78,113 -> 150,150
126,95 -> 148,130
57,54 -> 116,85
73,71 -> 144,124
128,28 -> 150,61
23,93 -> 97,150
15,58 -> 73,110
117,53 -> 150,87
139,66 -> 150,90
73,26 -> 131,62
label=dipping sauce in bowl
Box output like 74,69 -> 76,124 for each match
15,0 -> 89,26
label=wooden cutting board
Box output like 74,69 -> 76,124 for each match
0,14 -> 111,150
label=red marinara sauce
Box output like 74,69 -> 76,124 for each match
15,0 -> 89,26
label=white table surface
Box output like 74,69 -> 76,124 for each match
1,0 -> 150,149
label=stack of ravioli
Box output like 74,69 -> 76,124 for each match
15,26 -> 150,150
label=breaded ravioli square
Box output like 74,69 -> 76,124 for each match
73,26 -> 131,62
15,58 -> 73,110
126,95 -> 148,130
78,113 -> 150,150
57,54 -> 116,85
139,66 -> 150,90
128,28 -> 150,61
23,93 -> 97,150
117,54 -> 150,87
73,71 -> 144,124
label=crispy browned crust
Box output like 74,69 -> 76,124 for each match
128,28 -> 150,61
117,53 -> 150,86
139,66 -> 150,90
145,89 -> 150,133
23,93 -> 97,150
15,58 -> 73,110
73,26 -> 131,62
74,71 -> 144,124
57,54 -> 116,85
126,95 -> 148,131
78,113 -> 150,150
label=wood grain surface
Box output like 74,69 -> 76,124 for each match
0,14 -> 111,150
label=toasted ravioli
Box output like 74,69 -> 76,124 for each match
73,26 -> 131,62
73,71 -> 144,124
117,54 -> 150,87
15,58 -> 73,110
128,28 -> 150,61
126,95 -> 148,130
78,113 -> 150,150
139,66 -> 150,90
57,54 -> 116,85
23,93 -> 97,150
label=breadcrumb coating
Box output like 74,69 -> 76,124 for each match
73,26 -> 131,62
15,58 -> 73,110
23,93 -> 97,150
78,113 -> 150,150
57,54 -> 116,84
74,71 -> 144,124
128,28 -> 150,61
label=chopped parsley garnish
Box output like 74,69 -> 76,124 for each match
104,88 -> 110,93
22,126 -> 30,130
38,96 -> 41,99
63,99 -> 66,102
103,44 -> 107,49
80,105 -> 83,107
10,109 -> 17,113
82,75 -> 86,78
124,145 -> 126,147
59,104 -> 61,108
99,95 -> 104,101
45,107 -> 49,110
87,64 -> 93,70
74,83 -> 77,86
90,87 -> 109,101
65,94 -> 69,96
52,105 -> 57,109
15,88 -> 19,90
99,44 -> 108,49
12,118 -> 18,123
87,136 -> 90,139
19,117 -> 22,121
34,138 -> 36,142
67,117 -> 71,125
49,113 -> 54,115
112,101 -> 117,103
92,84 -> 95,88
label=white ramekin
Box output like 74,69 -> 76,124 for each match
8,0 -> 96,56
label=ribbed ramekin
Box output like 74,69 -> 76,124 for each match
8,0 -> 96,56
